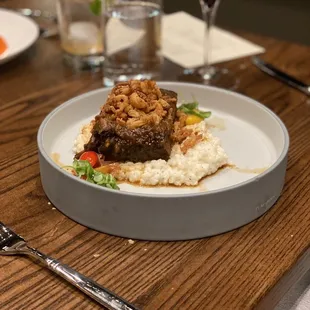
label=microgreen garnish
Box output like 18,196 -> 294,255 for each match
178,98 -> 211,119
68,159 -> 119,190
89,0 -> 101,16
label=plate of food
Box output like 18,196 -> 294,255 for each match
0,8 -> 39,65
38,80 -> 289,240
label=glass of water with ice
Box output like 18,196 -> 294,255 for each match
102,0 -> 162,86
56,0 -> 104,70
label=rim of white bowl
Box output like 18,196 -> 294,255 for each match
37,82 -> 290,199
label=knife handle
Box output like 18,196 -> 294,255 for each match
253,57 -> 310,96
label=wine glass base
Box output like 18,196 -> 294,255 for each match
179,67 -> 239,90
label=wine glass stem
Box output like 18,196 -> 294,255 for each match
200,1 -> 220,79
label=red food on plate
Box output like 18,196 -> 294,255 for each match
0,36 -> 8,55
80,151 -> 99,167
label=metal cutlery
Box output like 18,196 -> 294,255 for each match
252,56 -> 310,96
0,222 -> 139,310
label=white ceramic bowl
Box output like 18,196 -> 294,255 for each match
38,82 -> 289,240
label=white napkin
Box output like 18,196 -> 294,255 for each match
162,11 -> 265,68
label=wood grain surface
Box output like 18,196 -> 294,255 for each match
1,1 -> 310,309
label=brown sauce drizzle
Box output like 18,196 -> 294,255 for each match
51,153 -> 65,167
228,164 -> 268,174
51,153 -> 268,191
95,163 -> 121,175
206,116 -> 226,131
51,153 -> 74,173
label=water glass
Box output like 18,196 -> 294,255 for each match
102,0 -> 162,86
56,0 -> 104,70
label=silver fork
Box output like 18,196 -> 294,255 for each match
0,222 -> 139,310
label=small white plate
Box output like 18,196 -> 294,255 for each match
0,8 -> 39,65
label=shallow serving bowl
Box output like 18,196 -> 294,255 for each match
37,82 -> 289,241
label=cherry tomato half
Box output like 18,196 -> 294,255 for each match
80,151 -> 98,167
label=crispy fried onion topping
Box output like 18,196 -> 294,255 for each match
100,80 -> 176,129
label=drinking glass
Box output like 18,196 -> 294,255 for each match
180,0 -> 238,89
102,0 -> 162,87
56,0 -> 104,70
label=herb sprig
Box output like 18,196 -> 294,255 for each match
178,100 -> 211,119
89,0 -> 102,16
67,159 -> 119,190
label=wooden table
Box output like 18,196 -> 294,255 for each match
1,1 -> 310,309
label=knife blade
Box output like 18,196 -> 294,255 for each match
252,56 -> 310,96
